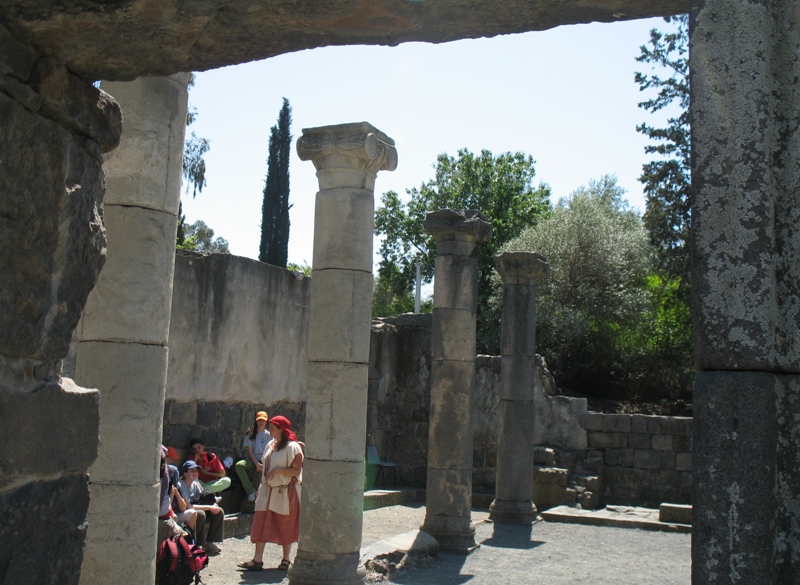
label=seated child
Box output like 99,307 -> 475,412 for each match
189,437 -> 232,493
235,411 -> 273,502
178,460 -> 225,555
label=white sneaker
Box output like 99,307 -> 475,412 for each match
214,496 -> 222,505
247,492 -> 256,502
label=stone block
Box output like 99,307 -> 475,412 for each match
0,92 -> 105,361
427,360 -> 475,469
394,313 -> 433,328
77,205 -> 177,345
305,361 -> 368,462
164,400 -> 196,426
662,451 -> 676,470
631,414 -> 649,434
588,431 -> 627,449
673,434 -> 692,452
307,268 -> 372,364
533,447 -> 556,466
604,449 -> 620,466
575,412 -> 603,431
602,414 -> 631,433
163,425 -> 191,451
101,75 -> 187,210
430,307 -> 477,361
620,449 -> 635,467
499,282 -> 538,357
82,482 -> 160,584
495,399 -> 534,501
220,403 -> 241,429
0,474 -> 90,585
196,401 -> 218,427
297,458 -> 365,554
75,341 -> 167,485
629,433 -> 651,449
432,254 -> 479,311
534,466 -> 568,486
651,434 -> 673,451
659,417 -> 690,436
499,355 -> 536,400
675,452 -> 692,472
634,450 -> 663,470
311,188 -> 374,272
659,503 -> 692,525
581,455 -> 604,474
0,379 -> 99,477
646,417 -> 661,434
424,467 -> 473,520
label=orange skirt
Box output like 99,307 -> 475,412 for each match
250,482 -> 300,545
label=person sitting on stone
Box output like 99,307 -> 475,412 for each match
189,437 -> 232,493
235,410 -> 273,502
158,445 -> 187,545
178,460 -> 225,555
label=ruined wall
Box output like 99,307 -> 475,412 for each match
161,251 -> 309,457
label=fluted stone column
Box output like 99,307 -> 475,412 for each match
421,209 -> 492,552
690,1 -> 800,581
489,252 -> 550,524
76,74 -> 189,585
290,122 -> 397,585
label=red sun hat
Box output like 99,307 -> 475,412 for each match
269,415 -> 297,442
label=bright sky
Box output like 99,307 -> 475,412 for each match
181,17 -> 677,267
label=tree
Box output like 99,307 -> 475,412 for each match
177,220 -> 230,253
635,14 -> 690,288
374,148 -> 551,352
259,98 -> 292,267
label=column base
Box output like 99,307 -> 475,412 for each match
420,515 -> 478,553
288,551 -> 365,585
488,499 -> 537,524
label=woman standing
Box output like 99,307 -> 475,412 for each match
238,415 -> 303,572
235,411 -> 273,502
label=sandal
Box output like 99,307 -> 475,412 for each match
237,560 -> 264,571
277,559 -> 291,571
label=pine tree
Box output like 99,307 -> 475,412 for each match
259,98 -> 292,267
635,15 -> 690,291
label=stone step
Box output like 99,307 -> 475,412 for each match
540,504 -> 691,533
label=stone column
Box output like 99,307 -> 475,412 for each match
421,209 -> 492,552
489,251 -> 550,524
76,74 -> 189,585
0,30 -> 121,583
690,1 -> 800,582
290,122 -> 397,585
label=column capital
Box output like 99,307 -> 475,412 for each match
494,251 -> 550,285
424,209 -> 492,256
296,122 -> 397,190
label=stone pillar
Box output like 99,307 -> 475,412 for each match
421,209 -> 492,552
0,23 -> 121,584
489,251 -> 550,524
76,74 -> 189,584
290,122 -> 397,585
690,1 -> 800,582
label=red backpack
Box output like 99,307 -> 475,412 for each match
156,534 -> 209,585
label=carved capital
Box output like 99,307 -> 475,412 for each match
494,251 -> 550,285
424,209 -> 492,256
297,122 -> 397,190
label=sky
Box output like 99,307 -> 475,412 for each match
180,17 -> 678,267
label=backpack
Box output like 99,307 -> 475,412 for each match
156,534 -> 209,585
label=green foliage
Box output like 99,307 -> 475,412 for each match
635,14 -> 690,289
286,261 -> 311,276
259,98 -> 292,267
504,176 -> 691,401
372,266 -> 432,318
177,220 -> 230,253
375,148 -> 551,352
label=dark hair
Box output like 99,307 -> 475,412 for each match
245,411 -> 265,441
189,438 -> 203,447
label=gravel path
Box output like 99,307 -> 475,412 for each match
197,503 -> 691,585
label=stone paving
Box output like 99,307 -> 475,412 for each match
199,503 -> 690,585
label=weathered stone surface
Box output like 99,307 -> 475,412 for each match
101,75 -> 188,211
0,474 -> 91,585
34,58 -> 122,153
651,434 -> 673,451
427,359 -> 475,469
0,22 -> 34,80
575,412 -> 603,431
430,254 -> 480,311
0,91 -> 105,362
75,341 -> 167,485
499,355 -> 537,401
81,481 -> 161,585
307,268 -> 373,364
430,307 -> 478,360
312,188 -> 374,272
424,209 -> 492,257
305,361 -> 368,462
77,205 -> 176,345
0,1 -> 686,81
588,431 -> 627,449
421,468 -> 475,549
691,0 -> 800,371
602,414 -> 631,433
634,449 -> 663,470
0,378 -> 99,476
494,399 -> 534,501
297,459 -> 366,555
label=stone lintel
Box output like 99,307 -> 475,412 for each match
494,251 -> 550,284
297,122 -> 397,191
424,209 -> 492,256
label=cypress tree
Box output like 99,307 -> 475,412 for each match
259,98 -> 292,267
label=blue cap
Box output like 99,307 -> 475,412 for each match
181,460 -> 200,473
